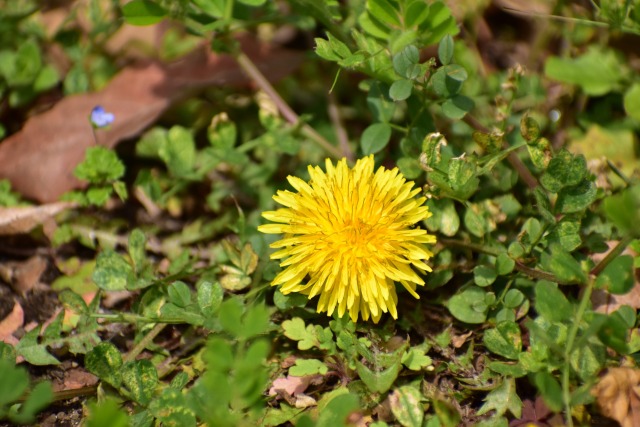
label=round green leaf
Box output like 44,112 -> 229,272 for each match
473,265 -> 496,287
447,286 -> 488,324
389,79 -> 413,101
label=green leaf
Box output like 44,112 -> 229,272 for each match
361,122 -> 392,154
432,64 -> 467,98
0,342 -> 16,363
624,83 -> 640,121
149,388 -> 196,427
316,388 -> 359,427
356,343 -> 408,393
367,82 -> 396,122
9,380 -> 53,425
389,386 -> 424,427
167,281 -> 192,308
447,286 -> 488,324
442,95 -> 474,119
282,317 -> 335,352
438,34 -> 454,65
396,157 -> 422,179
15,328 -> 59,366
218,298 -> 243,336
533,372 -> 563,412
520,114 -> 541,142
122,360 -> 158,405
473,265 -> 496,287
86,398 -> 129,427
241,304 -> 270,339
597,312 -> 629,354
389,79 -> 413,101
85,342 -> 123,388
0,360 -> 29,407
495,253 -> 515,275
160,126 -> 196,178
556,181 -> 597,214
402,348 -> 433,371
603,184 -> 640,237
539,149 -> 587,193
367,0 -> 400,27
197,280 -> 223,318
483,321 -> 522,360
92,250 -> 133,291
477,377 -> 522,418
540,247 -> 587,284
424,198 -> 459,237
595,255 -> 634,295
289,359 -> 328,376
237,0 -> 266,5
74,146 -> 125,184
534,280 -> 572,322
393,45 -> 421,79
128,229 -> 147,272
503,289 -> 525,309
404,1 -> 430,27
122,0 -> 167,26
544,46 -> 624,96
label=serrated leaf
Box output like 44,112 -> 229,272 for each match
477,378 -> 522,418
556,181 -> 597,213
15,328 -> 59,366
160,126 -> 196,178
402,348 -> 433,371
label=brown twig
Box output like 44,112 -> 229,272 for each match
327,91 -> 354,161
235,52 -> 343,159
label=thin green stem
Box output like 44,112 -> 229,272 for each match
235,51 -> 344,159
561,277 -> 595,427
124,323 -> 167,363
590,235 -> 634,277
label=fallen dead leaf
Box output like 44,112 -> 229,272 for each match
268,375 -> 316,397
592,242 -> 640,314
451,330 -> 473,348
0,202 -> 74,235
7,255 -> 48,295
0,300 -> 24,342
52,367 -> 99,392
0,35 -> 303,202
592,367 -> 640,427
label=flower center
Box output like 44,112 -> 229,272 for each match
338,218 -> 380,256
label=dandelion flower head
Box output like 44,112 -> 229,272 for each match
258,155 -> 436,323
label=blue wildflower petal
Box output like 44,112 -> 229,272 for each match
90,106 -> 115,128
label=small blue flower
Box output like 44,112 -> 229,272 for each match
90,106 -> 115,128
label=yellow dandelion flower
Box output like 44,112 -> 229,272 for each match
258,155 -> 436,323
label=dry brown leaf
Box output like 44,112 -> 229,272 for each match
0,202 -> 74,235
592,242 -> 640,313
0,300 -> 24,342
0,36 -> 303,202
52,367 -> 99,392
9,255 -> 48,295
593,367 -> 640,427
268,375 -> 315,397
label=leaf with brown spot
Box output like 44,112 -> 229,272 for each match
0,36 -> 303,202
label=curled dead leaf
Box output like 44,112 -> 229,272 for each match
593,367 -> 640,427
0,300 -> 24,342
